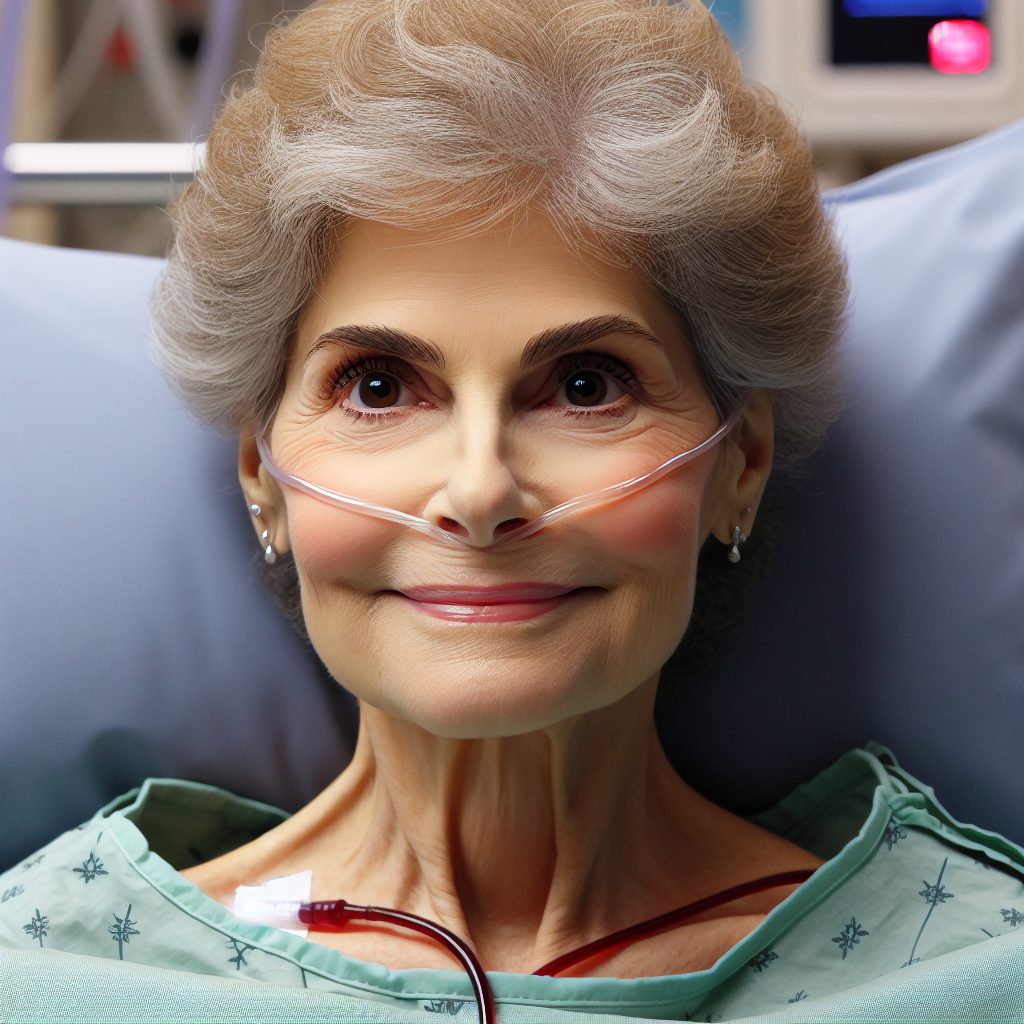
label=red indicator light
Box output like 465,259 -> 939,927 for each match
928,19 -> 991,74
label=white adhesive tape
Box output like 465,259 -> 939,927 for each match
234,869 -> 313,938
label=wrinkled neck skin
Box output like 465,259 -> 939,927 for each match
245,672 -> 792,974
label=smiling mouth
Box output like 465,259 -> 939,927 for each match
398,583 -> 581,603
390,585 -> 597,623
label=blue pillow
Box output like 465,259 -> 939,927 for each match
0,241 -> 357,870
2,119 -> 1022,869
662,119 -> 1024,842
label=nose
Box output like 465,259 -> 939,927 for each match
421,414 -> 545,548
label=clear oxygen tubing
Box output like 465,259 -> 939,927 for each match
254,406 -> 744,549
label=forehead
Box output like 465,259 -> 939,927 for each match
296,215 -> 689,358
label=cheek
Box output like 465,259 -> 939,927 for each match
577,464 -> 709,569
284,497 -> 401,689
574,464 -> 711,669
284,497 -> 389,582
600,489 -> 699,556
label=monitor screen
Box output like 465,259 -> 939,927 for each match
830,0 -> 993,72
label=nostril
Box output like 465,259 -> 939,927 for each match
495,518 -> 528,535
434,516 -> 530,543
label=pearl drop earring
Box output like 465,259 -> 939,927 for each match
727,507 -> 752,564
728,525 -> 747,564
248,501 -> 278,564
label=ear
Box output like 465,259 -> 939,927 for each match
239,428 -> 291,557
706,389 -> 774,546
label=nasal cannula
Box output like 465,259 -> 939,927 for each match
256,408 -> 744,548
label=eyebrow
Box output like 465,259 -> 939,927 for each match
304,314 -> 663,371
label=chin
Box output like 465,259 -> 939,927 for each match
365,663 -> 615,740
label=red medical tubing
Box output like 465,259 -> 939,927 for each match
298,868 -> 816,1024
532,868 -> 817,977
298,900 -> 495,1024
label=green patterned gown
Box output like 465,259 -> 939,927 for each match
2,744 -> 1023,1023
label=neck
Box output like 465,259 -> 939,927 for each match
256,674 -> 765,971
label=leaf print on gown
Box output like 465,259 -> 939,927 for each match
904,857 -> 954,967
226,937 -> 255,970
22,909 -> 49,947
883,819 -> 908,851
748,948 -> 779,973
109,904 -> 140,960
73,852 -> 109,883
831,917 -> 869,959
424,1000 -> 466,1015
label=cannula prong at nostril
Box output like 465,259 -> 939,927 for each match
495,518 -> 528,535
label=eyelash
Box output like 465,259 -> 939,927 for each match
319,356 -> 410,425
323,351 -> 639,423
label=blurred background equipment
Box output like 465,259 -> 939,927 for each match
749,0 -> 1024,179
1,0 -> 270,252
1,0 -> 1023,254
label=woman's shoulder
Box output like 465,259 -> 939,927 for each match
679,745 -> 1024,1020
3,777 -> 288,868
0,777 -> 287,950
755,742 -> 1024,869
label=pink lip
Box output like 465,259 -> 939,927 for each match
394,584 -> 590,623
400,583 -> 577,603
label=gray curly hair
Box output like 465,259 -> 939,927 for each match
150,0 -> 848,675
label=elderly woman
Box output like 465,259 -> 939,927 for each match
2,1 -> 1022,1021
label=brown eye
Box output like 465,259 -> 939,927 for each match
564,371 -> 608,407
357,373 -> 402,408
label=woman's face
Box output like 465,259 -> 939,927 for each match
247,214 -> 766,738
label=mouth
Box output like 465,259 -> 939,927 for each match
391,583 -> 596,623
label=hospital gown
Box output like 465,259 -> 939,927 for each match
2,743 -> 1023,1022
